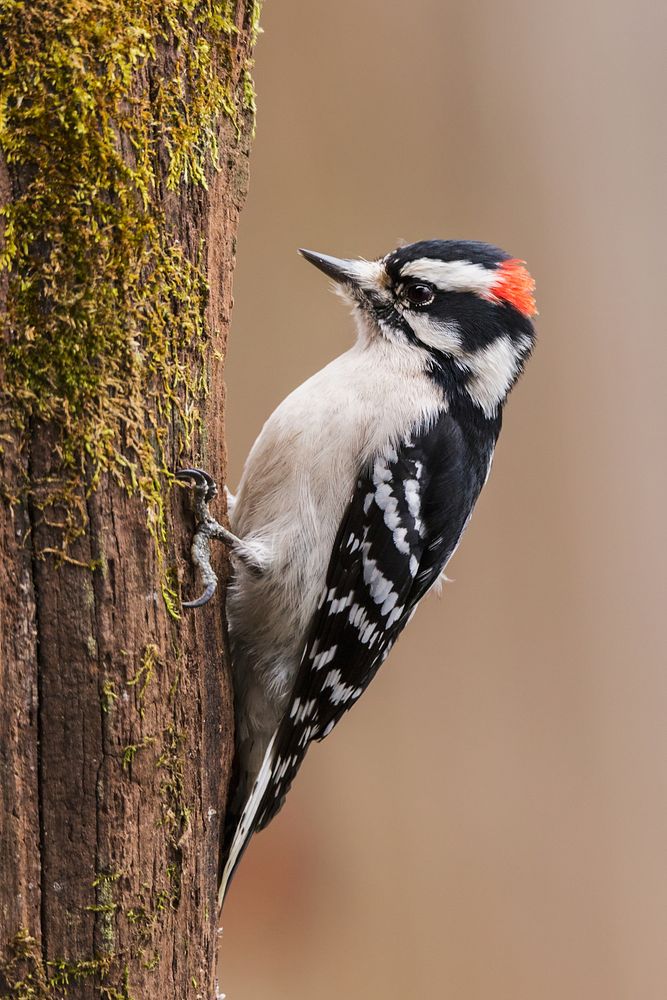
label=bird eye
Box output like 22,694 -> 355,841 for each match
402,281 -> 435,307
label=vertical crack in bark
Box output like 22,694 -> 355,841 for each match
25,430 -> 48,969
86,483 -> 107,963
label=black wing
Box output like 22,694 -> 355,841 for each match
258,410 -> 495,826
219,410 -> 496,904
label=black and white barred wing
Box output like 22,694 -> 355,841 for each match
272,442 -> 428,759
219,415 -> 489,907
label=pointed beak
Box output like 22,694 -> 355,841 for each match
298,248 -> 384,292
299,249 -> 360,283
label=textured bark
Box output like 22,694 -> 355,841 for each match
0,5 -> 255,998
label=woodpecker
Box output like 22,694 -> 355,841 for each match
177,239 -> 537,911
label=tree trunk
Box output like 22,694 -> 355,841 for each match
0,2 -> 258,997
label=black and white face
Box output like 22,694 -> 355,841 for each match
301,239 -> 537,416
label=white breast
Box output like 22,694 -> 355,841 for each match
227,335 -> 444,700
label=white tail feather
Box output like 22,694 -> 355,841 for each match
217,731 -> 277,911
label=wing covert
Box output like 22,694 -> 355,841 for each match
254,411 -> 494,829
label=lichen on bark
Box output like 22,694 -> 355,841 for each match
0,0 -> 257,570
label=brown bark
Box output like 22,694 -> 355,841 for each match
0,5 -> 255,998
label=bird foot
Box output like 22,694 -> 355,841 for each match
176,467 -> 224,608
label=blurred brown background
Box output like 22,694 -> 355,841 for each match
220,2 -> 667,997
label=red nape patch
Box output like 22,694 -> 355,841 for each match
490,259 -> 537,318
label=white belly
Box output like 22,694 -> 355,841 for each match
227,336 -> 444,703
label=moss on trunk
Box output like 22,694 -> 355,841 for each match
0,2 -> 259,997
0,0 -> 258,574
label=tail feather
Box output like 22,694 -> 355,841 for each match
217,731 -> 277,911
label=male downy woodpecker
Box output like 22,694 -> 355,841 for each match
178,239 -> 537,911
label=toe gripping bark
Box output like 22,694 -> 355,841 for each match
176,467 -> 226,608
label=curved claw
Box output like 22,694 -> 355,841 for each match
182,581 -> 217,609
177,466 -> 220,608
176,467 -> 218,504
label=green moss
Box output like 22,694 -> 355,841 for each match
127,642 -> 159,711
154,889 -> 174,913
121,735 -> 156,769
98,965 -> 133,1000
2,875 -> 189,995
168,667 -> 182,703
157,724 -> 190,841
154,724 -> 191,908
161,566 -> 182,621
241,1 -> 261,130
0,929 -> 116,999
0,929 -> 48,999
47,956 -> 115,995
125,907 -> 150,926
91,871 -> 122,889
124,881 -> 178,946
0,0 -> 258,597
101,678 -> 118,713
249,0 -> 262,45
1,922 -> 140,999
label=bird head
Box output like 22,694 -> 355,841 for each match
300,239 -> 537,417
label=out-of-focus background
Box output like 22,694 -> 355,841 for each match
221,2 -> 666,997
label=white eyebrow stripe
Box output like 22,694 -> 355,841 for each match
400,258 -> 498,297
